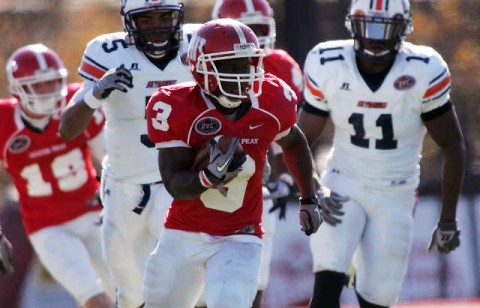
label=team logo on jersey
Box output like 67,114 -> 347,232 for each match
195,117 -> 222,135
8,135 -> 30,153
394,75 -> 416,90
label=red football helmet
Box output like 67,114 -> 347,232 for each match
6,44 -> 68,116
188,18 -> 265,108
212,0 -> 276,50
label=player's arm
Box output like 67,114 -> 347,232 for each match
158,147 -> 209,200
424,104 -> 466,253
59,65 -> 133,140
276,125 -> 321,235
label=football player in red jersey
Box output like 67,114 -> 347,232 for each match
143,19 -> 322,308
0,44 -> 114,307
210,1 -> 306,306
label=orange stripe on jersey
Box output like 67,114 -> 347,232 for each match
304,75 -> 325,100
80,60 -> 107,80
423,74 -> 451,98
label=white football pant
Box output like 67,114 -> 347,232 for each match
29,211 -> 115,305
310,170 -> 416,306
143,229 -> 262,308
101,175 -> 172,308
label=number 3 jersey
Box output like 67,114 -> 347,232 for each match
0,84 -> 104,234
146,75 -> 298,238
303,40 -> 452,190
78,31 -> 194,184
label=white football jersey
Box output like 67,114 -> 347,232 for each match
79,30 -> 195,183
303,40 -> 452,190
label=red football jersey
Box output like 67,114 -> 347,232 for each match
0,83 -> 105,234
147,74 -> 298,238
263,49 -> 304,103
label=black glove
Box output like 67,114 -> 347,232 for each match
0,231 -> 14,274
92,64 -> 133,99
299,197 -> 322,236
318,189 -> 350,226
428,221 -> 460,253
266,180 -> 291,220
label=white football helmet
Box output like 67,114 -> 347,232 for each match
345,0 -> 413,62
121,0 -> 184,58
188,19 -> 265,109
6,44 -> 68,116
212,0 -> 276,50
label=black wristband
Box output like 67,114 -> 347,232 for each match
299,196 -> 318,205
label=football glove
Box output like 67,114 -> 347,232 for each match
0,231 -> 14,274
92,64 -> 133,99
201,137 -> 246,195
299,197 -> 322,236
318,189 -> 350,226
266,179 -> 292,220
428,221 -> 460,253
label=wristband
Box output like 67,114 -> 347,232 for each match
83,89 -> 103,110
299,196 -> 319,205
199,170 -> 215,188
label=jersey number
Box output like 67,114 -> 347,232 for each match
20,149 -> 89,197
348,113 -> 398,150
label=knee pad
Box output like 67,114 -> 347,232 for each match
309,270 -> 348,308
143,251 -> 176,303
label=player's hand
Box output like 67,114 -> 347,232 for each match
299,197 -> 322,236
318,188 -> 350,226
0,231 -> 14,274
266,179 -> 291,220
202,137 -> 246,187
92,64 -> 133,99
428,221 -> 460,253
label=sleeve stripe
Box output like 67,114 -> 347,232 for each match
423,74 -> 451,99
422,86 -> 451,104
428,68 -> 447,85
84,55 -> 109,71
304,74 -> 325,100
80,60 -> 107,80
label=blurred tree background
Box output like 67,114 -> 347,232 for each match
0,0 -> 478,194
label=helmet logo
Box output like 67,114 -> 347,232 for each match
146,0 -> 165,7
394,75 -> 416,90
8,135 -> 31,153
195,116 -> 222,135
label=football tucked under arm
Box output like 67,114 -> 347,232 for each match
194,135 -> 247,196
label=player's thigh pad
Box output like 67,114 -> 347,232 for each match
143,229 -> 206,308
310,171 -> 367,273
102,176 -> 157,308
355,188 -> 416,306
146,183 -> 173,238
204,240 -> 262,308
29,216 -> 104,305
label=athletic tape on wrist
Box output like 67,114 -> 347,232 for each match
199,170 -> 215,188
83,89 -> 103,110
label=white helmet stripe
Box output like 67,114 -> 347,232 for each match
233,23 -> 247,44
243,0 -> 255,13
30,44 -> 48,70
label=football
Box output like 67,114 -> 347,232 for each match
192,135 -> 244,171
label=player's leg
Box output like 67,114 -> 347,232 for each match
143,229 -> 205,307
146,183 -> 173,239
102,176 -> 157,308
29,219 -> 111,307
354,188 -> 416,307
254,187 -> 277,308
204,239 -> 262,308
309,171 -> 367,308
80,211 -> 116,301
